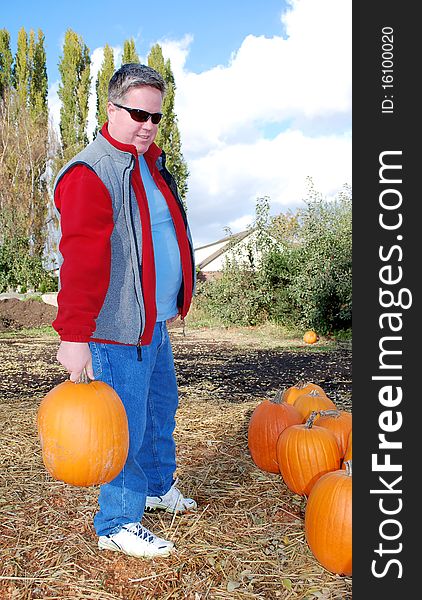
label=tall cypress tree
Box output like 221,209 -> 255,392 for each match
0,29 -> 13,98
57,29 -> 91,164
122,38 -> 139,64
148,44 -> 189,204
95,44 -> 115,133
13,27 -> 29,107
27,29 -> 49,257
1,27 -> 49,262
28,29 -> 48,123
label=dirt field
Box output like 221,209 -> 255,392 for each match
0,299 -> 352,599
0,298 -> 58,332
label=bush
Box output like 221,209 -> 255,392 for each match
0,232 -> 57,293
257,247 -> 300,326
289,184 -> 352,333
195,262 -> 269,326
194,184 -> 352,334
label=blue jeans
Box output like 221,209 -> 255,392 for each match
89,321 -> 178,536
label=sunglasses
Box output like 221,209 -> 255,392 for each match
113,102 -> 163,124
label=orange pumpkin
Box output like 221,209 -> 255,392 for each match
316,410 -> 352,458
293,389 -> 336,422
305,460 -> 352,575
276,411 -> 341,496
281,381 -> 326,406
303,330 -> 318,344
37,378 -> 129,487
248,392 -> 302,473
342,430 -> 352,468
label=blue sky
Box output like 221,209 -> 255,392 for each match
3,0 -> 288,83
2,0 -> 352,246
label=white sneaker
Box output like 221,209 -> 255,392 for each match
145,478 -> 197,514
98,522 -> 174,558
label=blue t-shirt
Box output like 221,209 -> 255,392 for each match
139,155 -> 182,321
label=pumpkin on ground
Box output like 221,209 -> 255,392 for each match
37,376 -> 129,487
303,330 -> 318,344
305,460 -> 352,576
248,392 -> 302,473
281,381 -> 327,406
342,430 -> 352,468
316,409 -> 352,458
293,389 -> 337,423
276,411 -> 341,496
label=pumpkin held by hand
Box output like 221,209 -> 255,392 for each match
37,378 -> 129,487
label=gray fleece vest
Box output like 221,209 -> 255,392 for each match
54,133 -> 189,345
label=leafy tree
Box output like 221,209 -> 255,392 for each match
3,28 -> 49,254
0,29 -> 13,98
122,38 -> 139,64
27,29 -> 49,257
147,44 -> 189,205
270,209 -> 300,245
57,29 -> 91,166
12,27 -> 29,106
0,27 -> 53,289
0,98 -> 51,269
95,44 -> 114,133
0,210 -> 57,293
290,180 -> 352,333
28,29 -> 48,122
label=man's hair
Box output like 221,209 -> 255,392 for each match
108,63 -> 166,103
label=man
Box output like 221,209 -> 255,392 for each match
53,63 -> 197,559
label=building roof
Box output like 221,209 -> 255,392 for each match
195,230 -> 252,270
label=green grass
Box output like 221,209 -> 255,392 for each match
0,325 -> 56,339
21,294 -> 45,302
0,319 -> 351,354
330,328 -> 352,341
184,308 -> 347,352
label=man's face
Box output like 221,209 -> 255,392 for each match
107,85 -> 163,155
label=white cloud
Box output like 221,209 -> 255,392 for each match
160,0 -> 352,158
48,0 -> 352,247
229,214 -> 254,233
158,35 -> 193,75
187,128 -> 351,244
159,0 -> 352,245
47,80 -> 61,136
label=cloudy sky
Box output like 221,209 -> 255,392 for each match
4,0 -> 352,247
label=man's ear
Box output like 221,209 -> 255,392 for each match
106,101 -> 116,122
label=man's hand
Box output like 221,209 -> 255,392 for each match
167,314 -> 179,325
57,341 -> 95,382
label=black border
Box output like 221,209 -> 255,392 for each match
353,2 -> 418,595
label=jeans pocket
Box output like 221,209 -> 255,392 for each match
89,342 -> 103,378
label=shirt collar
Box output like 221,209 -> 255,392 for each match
100,122 -> 162,163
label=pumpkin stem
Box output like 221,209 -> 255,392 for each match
305,411 -> 320,428
77,368 -> 90,385
308,389 -> 324,397
273,389 -> 284,404
318,409 -> 341,419
344,459 -> 352,476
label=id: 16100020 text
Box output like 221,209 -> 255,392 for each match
381,26 -> 394,114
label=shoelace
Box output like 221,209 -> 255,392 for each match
124,523 -> 155,544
